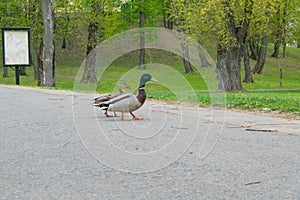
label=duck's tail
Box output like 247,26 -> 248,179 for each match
94,103 -> 109,110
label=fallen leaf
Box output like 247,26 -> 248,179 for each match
245,181 -> 261,186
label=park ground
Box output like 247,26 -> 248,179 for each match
0,86 -> 299,199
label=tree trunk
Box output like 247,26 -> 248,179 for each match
3,0 -> 8,77
81,49 -> 98,84
62,38 -> 67,49
181,38 -> 193,74
217,45 -> 242,91
20,66 -> 26,75
62,8 -> 70,49
81,21 -> 99,84
252,34 -> 268,74
271,38 -> 280,58
139,0 -> 145,70
297,40 -> 300,48
271,6 -> 282,58
34,37 -> 39,80
242,44 -> 254,83
282,42 -> 286,58
81,0 -> 102,84
3,67 -> 9,78
162,1 -> 173,30
198,43 -> 212,67
253,3 -> 270,74
171,0 -> 193,74
39,0 -> 55,87
249,39 -> 259,60
216,0 -> 253,91
38,40 -> 43,86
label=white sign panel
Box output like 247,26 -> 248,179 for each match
2,29 -> 30,66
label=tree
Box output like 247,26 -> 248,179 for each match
242,43 -> 254,83
252,2 -> 270,74
198,43 -> 213,68
0,0 -> 44,79
170,0 -> 194,74
139,0 -> 146,69
162,0 -> 173,29
80,0 -> 104,84
284,0 -> 300,51
55,0 -> 70,49
215,0 -> 253,91
271,3 -> 282,58
39,0 -> 55,87
1,0 -> 31,77
80,0 -> 125,83
252,34 -> 268,74
2,0 -> 9,77
241,0 -> 254,83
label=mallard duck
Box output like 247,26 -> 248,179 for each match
94,73 -> 157,121
94,82 -> 131,117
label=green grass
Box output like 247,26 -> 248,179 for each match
147,90 -> 300,114
242,45 -> 300,90
225,90 -> 300,112
0,46 -> 299,115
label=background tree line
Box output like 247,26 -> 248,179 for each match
0,0 -> 299,91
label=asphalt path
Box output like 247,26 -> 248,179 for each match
0,85 -> 299,199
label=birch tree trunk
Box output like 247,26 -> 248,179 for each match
39,0 -> 55,87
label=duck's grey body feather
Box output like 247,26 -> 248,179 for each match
100,93 -> 142,112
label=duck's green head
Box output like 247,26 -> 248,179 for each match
139,73 -> 157,88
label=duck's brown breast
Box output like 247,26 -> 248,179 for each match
137,88 -> 146,105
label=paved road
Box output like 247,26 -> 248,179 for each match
0,86 -> 299,199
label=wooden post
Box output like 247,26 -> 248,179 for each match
280,68 -> 283,87
15,66 -> 20,85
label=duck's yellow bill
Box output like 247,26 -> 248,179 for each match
150,78 -> 158,82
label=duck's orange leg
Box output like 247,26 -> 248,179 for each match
121,112 -> 130,121
130,112 -> 143,120
104,110 -> 112,117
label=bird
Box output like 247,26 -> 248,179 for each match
94,73 -> 157,121
94,82 -> 131,117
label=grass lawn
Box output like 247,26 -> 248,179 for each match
0,45 -> 299,115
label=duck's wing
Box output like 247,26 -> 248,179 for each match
108,94 -> 142,112
96,93 -> 142,112
102,93 -> 134,105
94,93 -> 119,104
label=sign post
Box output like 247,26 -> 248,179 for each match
1,28 -> 31,85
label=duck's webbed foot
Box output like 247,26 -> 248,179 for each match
104,110 -> 113,117
130,112 -> 143,120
